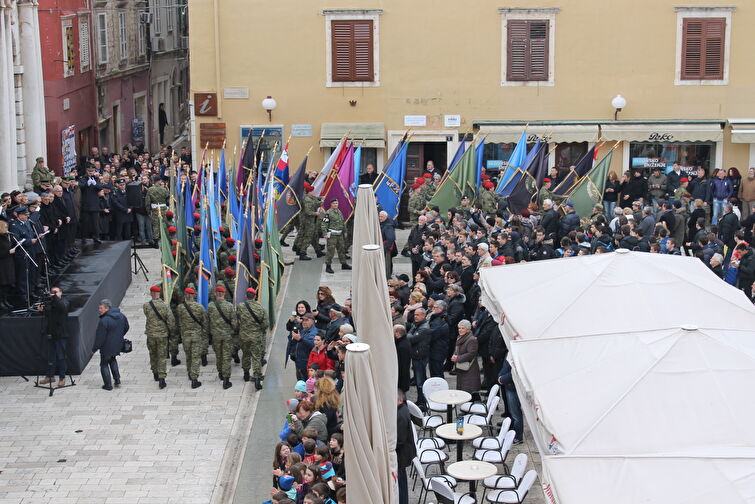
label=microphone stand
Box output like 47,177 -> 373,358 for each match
32,226 -> 52,294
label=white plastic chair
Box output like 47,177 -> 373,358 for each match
460,384 -> 500,416
472,417 -> 511,451
481,453 -> 528,501
407,400 -> 446,450
407,399 -> 445,438
463,395 -> 500,435
412,423 -> 449,475
423,377 -> 450,415
431,478 -> 476,504
412,457 -> 458,504
474,429 -> 515,473
485,470 -> 537,503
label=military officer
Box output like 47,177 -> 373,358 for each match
143,285 -> 176,389
9,206 -> 40,304
144,177 -> 169,247
407,182 -> 425,224
294,182 -> 325,260
31,157 -> 55,193
538,178 -> 555,208
419,173 -> 434,207
176,286 -> 207,389
320,199 -> 351,274
477,181 -> 499,215
208,285 -> 236,389
237,287 -> 267,390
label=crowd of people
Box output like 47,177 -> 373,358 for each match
0,145 -> 192,310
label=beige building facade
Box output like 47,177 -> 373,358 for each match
188,0 -> 755,182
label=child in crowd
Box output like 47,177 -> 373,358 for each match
313,445 -> 330,465
272,442 -> 291,487
328,434 -> 344,478
302,439 -> 317,465
305,363 -> 320,395
310,482 -> 336,504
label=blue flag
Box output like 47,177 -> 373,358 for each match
496,131 -> 527,194
475,139 -> 485,191
198,196 -> 213,309
374,140 -> 409,219
351,146 -> 361,198
218,149 -> 227,204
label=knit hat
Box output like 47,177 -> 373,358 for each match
286,398 -> 299,411
319,461 -> 336,480
294,380 -> 307,393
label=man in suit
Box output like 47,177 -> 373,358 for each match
110,179 -> 133,241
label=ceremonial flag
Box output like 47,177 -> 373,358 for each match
566,148 -> 616,217
322,143 -> 356,221
499,141 -> 544,198
475,139 -> 485,191
197,198 -> 213,309
217,148 -> 227,203
259,176 -> 282,327
159,211 -> 179,302
182,177 -> 194,256
350,145 -> 361,197
312,137 -> 346,196
374,140 -> 409,219
447,140 -> 467,174
234,188 -> 257,303
496,131 -> 527,194
272,142 -> 290,200
206,162 -> 222,256
506,140 -> 549,213
227,169 -> 240,241
277,155 -> 308,229
427,139 -> 477,215
552,145 -> 596,196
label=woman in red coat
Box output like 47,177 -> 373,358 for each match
306,333 -> 334,371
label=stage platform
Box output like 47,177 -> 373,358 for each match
0,241 -> 132,376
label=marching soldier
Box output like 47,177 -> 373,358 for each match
144,176 -> 169,247
237,287 -> 267,390
219,267 -> 241,363
208,285 -> 236,389
320,199 -> 351,274
143,285 -> 176,389
176,286 -> 207,389
294,182 -> 325,260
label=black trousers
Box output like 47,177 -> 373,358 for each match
80,211 -> 100,240
99,354 -> 120,387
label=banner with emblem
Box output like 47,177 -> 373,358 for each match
565,145 -> 618,218
374,139 -> 409,219
61,125 -> 77,176
506,140 -> 549,214
276,155 -> 307,229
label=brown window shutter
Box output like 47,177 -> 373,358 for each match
528,21 -> 549,80
331,20 -> 374,82
682,18 -> 725,80
507,19 -> 549,81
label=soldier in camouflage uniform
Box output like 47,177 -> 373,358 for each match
143,285 -> 176,389
208,285 -> 236,389
294,183 -> 324,260
176,286 -> 208,389
144,177 -> 169,247
538,178 -> 555,208
237,287 -> 268,390
419,174 -> 435,207
321,199 -> 351,274
408,182 -> 425,223
219,267 -> 241,363
477,181 -> 499,215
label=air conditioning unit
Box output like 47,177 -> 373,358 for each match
139,12 -> 152,24
179,36 -> 188,50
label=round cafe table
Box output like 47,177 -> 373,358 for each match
428,389 -> 472,423
435,423 -> 482,461
447,460 -> 497,494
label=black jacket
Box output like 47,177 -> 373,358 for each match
396,402 -> 417,469
406,319 -> 431,361
541,208 -> 559,238
359,171 -> 378,186
111,190 -> 133,224
92,308 -> 129,358
718,212 -> 739,247
395,335 -> 412,392
44,296 -> 69,340
78,176 -> 102,212
428,313 -> 449,363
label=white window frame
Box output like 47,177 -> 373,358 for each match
118,12 -> 127,61
323,9 -> 381,88
79,15 -> 90,72
97,12 -> 108,64
153,0 -> 162,35
167,0 -> 174,32
138,13 -> 147,56
62,17 -> 74,77
499,8 -> 558,87
674,6 -> 734,86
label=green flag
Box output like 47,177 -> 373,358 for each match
566,149 -> 615,218
427,140 -> 478,215
158,210 -> 179,303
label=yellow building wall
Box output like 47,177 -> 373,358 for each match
189,0 -> 755,169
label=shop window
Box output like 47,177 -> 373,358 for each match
629,142 -> 715,176
555,142 -> 587,169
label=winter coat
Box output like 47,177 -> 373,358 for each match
314,300 -> 332,329
559,211 -> 580,239
710,177 -> 734,200
445,294 -> 466,336
293,325 -> 316,371
406,319 -> 431,361
739,175 -> 755,202
428,313 -> 449,364
92,308 -> 130,359
395,334 -> 412,392
293,411 -> 328,442
396,402 -> 417,470
647,173 -> 668,199
739,248 -> 755,282
307,346 -> 335,371
0,233 -> 14,286
540,208 -> 559,238
621,175 -> 648,204
454,331 -> 481,394
718,212 -> 739,247
78,176 -> 102,212
672,209 -> 687,246
688,176 -> 711,203
44,296 -> 69,340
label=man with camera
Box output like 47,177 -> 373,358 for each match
37,286 -> 69,386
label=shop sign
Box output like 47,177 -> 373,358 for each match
194,93 -> 218,116
633,157 -> 667,169
648,133 -> 674,142
404,115 -> 427,127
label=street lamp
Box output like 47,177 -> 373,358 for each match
611,94 -> 627,120
261,95 -> 277,122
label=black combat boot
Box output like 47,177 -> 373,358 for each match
201,354 -> 208,366
153,372 -> 158,382
191,379 -> 202,389
232,350 -> 240,364
223,379 -> 232,390
171,355 -> 181,366
341,263 -> 352,270
325,264 -> 334,274
254,377 -> 263,390
158,378 -> 166,389
316,249 -> 325,258
298,254 -> 311,261
243,370 -> 250,382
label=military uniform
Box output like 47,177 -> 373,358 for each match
321,207 -> 348,266
477,188 -> 499,215
31,162 -> 55,193
208,296 -> 236,380
419,181 -> 435,207
538,186 -> 555,208
145,183 -> 169,243
408,190 -> 425,223
294,193 -> 323,256
237,298 -> 268,380
176,298 -> 208,381
143,297 -> 176,380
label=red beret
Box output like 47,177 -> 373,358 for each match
193,212 -> 200,220
226,237 -> 235,245
246,288 -> 257,295
168,226 -> 177,234
149,285 -> 161,293
220,202 -> 226,208
165,210 -> 174,219
482,181 -> 494,189
228,254 -> 236,263
680,177 -> 689,183
254,238 -> 263,247
219,226 -> 225,233
304,182 -> 313,193
253,252 -> 260,261
411,183 -> 420,190
171,250 -> 177,257
543,178 -> 552,183
215,285 -> 226,293
481,173 -> 490,180
423,173 -> 431,179
184,287 -> 196,294
224,267 -> 235,276
193,225 -> 201,232
171,239 -> 177,246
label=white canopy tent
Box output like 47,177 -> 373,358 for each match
479,249 -> 755,343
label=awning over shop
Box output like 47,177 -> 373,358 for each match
600,122 -> 724,142
478,124 -> 599,144
728,119 -> 755,144
320,122 -> 385,148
